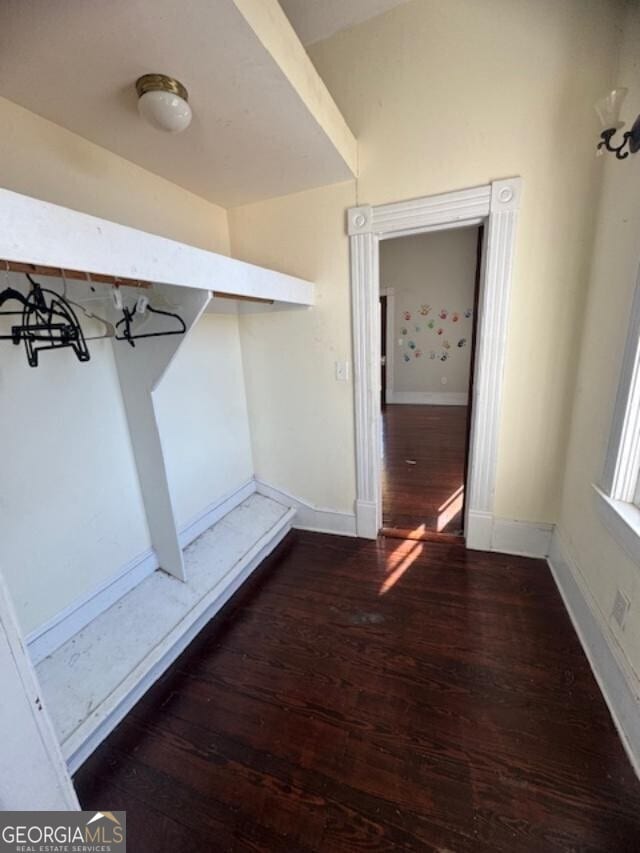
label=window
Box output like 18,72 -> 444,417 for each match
595,267 -> 640,560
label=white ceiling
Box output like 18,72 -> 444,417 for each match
0,0 -> 353,208
279,0 -> 411,46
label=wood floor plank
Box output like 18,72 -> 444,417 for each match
382,404 -> 468,534
75,531 -> 640,852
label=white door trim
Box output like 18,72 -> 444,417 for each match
348,178 -> 522,545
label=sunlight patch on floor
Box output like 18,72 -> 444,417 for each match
379,539 -> 424,595
437,484 -> 464,532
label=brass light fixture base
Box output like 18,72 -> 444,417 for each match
135,74 -> 189,103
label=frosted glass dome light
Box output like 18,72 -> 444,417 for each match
594,87 -> 628,130
136,74 -> 192,133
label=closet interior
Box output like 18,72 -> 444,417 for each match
0,187 -> 314,772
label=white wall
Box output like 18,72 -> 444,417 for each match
380,228 -> 477,398
155,312 -> 254,528
0,274 -> 150,634
229,0 -> 623,524
556,1 -> 640,706
0,102 -> 257,636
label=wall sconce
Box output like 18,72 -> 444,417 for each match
595,88 -> 640,160
135,74 -> 192,133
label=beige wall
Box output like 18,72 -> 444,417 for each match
557,1 -> 640,699
0,97 -> 229,253
380,228 -> 478,396
230,181 -> 357,511
230,0 -> 623,523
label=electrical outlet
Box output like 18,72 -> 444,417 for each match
611,589 -> 630,630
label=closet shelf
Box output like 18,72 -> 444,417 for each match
35,493 -> 294,773
0,188 -> 314,307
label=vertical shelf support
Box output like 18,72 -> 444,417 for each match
113,286 -> 211,581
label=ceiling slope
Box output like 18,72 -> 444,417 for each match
279,0 -> 411,46
0,0 -> 356,207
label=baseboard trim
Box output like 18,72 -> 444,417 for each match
547,528 -> 640,779
27,548 -> 158,666
65,510 -> 294,773
27,478 -> 258,665
466,510 -> 494,551
466,512 -> 553,557
492,518 -> 554,558
388,391 -> 467,405
177,478 -> 256,548
255,480 -> 357,537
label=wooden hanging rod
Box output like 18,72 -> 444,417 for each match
213,291 -> 274,305
1,259 -> 152,289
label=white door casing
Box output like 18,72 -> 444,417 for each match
348,178 -> 522,547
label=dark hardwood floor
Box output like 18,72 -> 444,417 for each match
75,532 -> 640,852
382,404 -> 468,535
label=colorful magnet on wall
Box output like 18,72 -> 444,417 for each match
408,340 -> 416,350
437,327 -> 443,335
403,310 -> 411,321
427,319 -> 435,329
464,308 -> 472,318
403,353 -> 411,363
452,312 -> 460,322
419,304 -> 431,316
439,309 -> 448,320
415,349 -> 422,358
401,327 -> 407,335
458,338 -> 467,348
440,352 -> 449,362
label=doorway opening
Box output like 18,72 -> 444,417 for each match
379,226 -> 482,541
348,179 -> 521,547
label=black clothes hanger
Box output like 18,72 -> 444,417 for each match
11,274 -> 91,367
115,298 -> 186,348
0,264 -> 34,341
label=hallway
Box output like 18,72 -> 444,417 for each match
75,531 -> 640,852
382,404 -> 468,535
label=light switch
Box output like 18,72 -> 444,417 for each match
335,361 -> 350,382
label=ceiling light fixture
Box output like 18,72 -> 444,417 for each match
135,74 -> 192,133
595,88 -> 640,160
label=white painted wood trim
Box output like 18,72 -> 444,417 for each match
466,512 -> 553,556
547,528 -> 640,779
0,187 -> 314,305
0,573 -> 78,809
27,479 -> 259,664
388,391 -> 468,405
349,225 -> 383,537
602,264 -> 640,501
593,484 -> 640,564
465,181 -> 521,531
255,480 -> 356,536
114,289 -> 212,581
64,508 -> 295,773
491,518 -> 553,558
178,478 -> 257,547
367,185 -> 492,236
348,178 -> 522,542
27,549 -> 158,667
